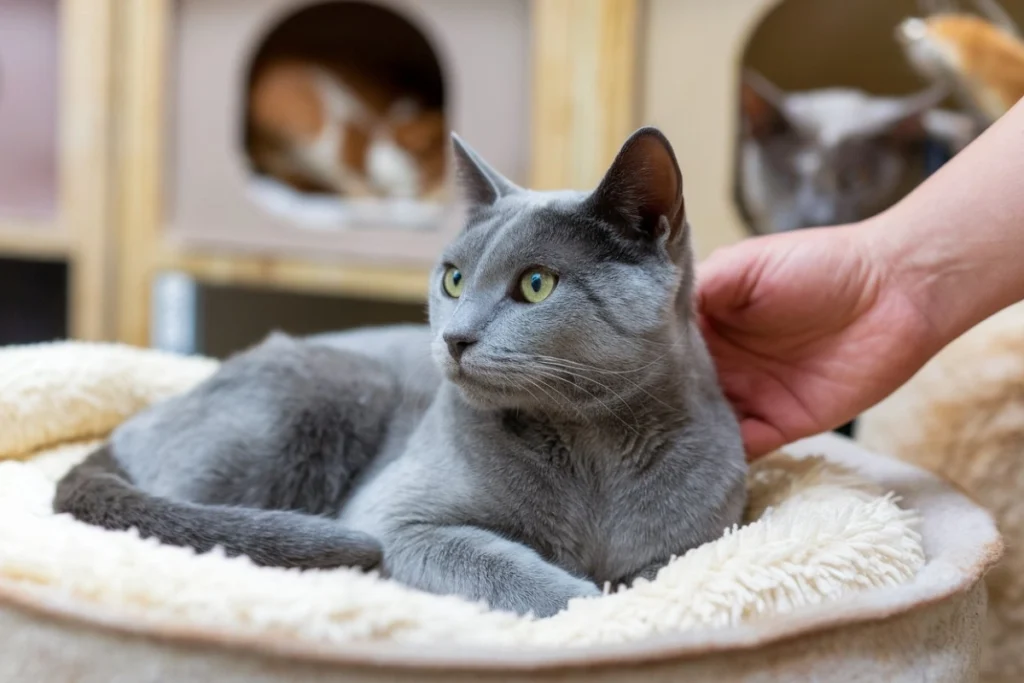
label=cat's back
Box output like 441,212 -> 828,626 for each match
933,15 -> 1024,113
309,324 -> 439,399
81,324 -> 443,514
112,332 -> 404,498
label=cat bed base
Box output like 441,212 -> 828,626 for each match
0,342 -> 1002,682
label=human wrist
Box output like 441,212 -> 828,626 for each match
858,210 -> 962,351
861,99 -> 1024,349
864,204 -> 1024,351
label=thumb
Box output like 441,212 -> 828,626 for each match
695,239 -> 767,319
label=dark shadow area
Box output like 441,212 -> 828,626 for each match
0,257 -> 66,344
198,283 -> 426,358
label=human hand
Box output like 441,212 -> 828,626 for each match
696,222 -> 945,459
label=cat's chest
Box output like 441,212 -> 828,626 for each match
480,416 -> 674,584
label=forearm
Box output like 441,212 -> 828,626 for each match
869,98 -> 1024,346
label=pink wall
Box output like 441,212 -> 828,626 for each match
0,0 -> 59,220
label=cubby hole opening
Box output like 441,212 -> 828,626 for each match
731,0 -> 1007,235
241,1 -> 450,232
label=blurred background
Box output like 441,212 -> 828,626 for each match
1,0 -> 1021,358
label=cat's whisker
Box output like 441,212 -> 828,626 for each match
488,363 -> 593,422
514,350 -> 681,412
526,353 -> 675,386
524,335 -> 686,371
529,355 -> 663,377
508,351 -> 670,379
526,375 -> 593,425
533,359 -> 679,413
511,376 -> 545,408
531,367 -> 642,436
524,377 -> 566,411
536,367 -> 643,421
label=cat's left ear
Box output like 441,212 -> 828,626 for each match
588,127 -> 686,245
451,133 -> 519,207
885,84 -> 949,141
740,70 -> 790,139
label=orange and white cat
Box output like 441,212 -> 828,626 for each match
898,6 -> 1024,124
247,58 -> 447,201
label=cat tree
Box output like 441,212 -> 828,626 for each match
0,0 -> 117,340
3,0 -> 1011,345
114,0 -> 641,347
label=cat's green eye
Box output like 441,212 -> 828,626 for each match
442,266 -> 464,298
518,268 -> 557,304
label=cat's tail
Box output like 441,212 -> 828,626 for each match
53,445 -> 382,570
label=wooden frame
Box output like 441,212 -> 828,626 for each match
0,0 -> 116,340
114,0 -> 642,346
0,220 -> 68,260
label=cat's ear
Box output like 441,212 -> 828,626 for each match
588,127 -> 686,244
975,0 -> 1021,38
451,132 -> 518,207
884,84 -> 949,141
740,69 -> 790,139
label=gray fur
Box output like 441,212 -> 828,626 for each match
737,69 -> 947,234
54,127 -> 747,617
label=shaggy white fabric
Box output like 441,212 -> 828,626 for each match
0,341 -> 925,649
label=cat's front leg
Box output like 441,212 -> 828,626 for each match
384,524 -> 600,618
622,560 -> 669,585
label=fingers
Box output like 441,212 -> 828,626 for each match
699,316 -> 786,459
695,239 -> 768,321
740,418 -> 787,461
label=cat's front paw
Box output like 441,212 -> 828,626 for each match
497,576 -> 601,619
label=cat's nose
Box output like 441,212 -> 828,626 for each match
444,332 -> 477,363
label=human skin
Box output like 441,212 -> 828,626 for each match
697,98 -> 1024,458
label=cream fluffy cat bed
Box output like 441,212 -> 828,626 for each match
0,342 -> 1001,682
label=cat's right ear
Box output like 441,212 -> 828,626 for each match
451,133 -> 519,207
740,70 -> 790,139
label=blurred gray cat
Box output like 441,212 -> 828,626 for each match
54,128 -> 747,618
736,70 -> 964,234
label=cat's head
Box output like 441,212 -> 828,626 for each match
428,128 -> 695,414
366,98 -> 447,199
737,70 -> 945,234
897,12 -> 1023,124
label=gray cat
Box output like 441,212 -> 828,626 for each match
55,128 -> 747,617
736,69 -> 955,234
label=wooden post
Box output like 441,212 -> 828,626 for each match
114,0 -> 171,346
61,0 -> 117,340
529,0 -> 641,190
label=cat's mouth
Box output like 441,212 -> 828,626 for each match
431,342 -> 541,403
445,360 -> 506,388
447,365 -> 523,409
438,352 -> 524,399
